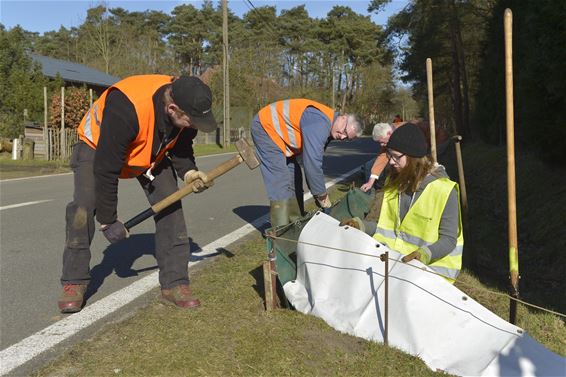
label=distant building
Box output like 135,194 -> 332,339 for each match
31,54 -> 120,94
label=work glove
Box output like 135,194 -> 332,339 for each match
315,193 -> 332,209
101,221 -> 129,244
338,217 -> 365,232
184,169 -> 214,193
401,248 -> 431,265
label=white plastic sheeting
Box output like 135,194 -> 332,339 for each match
283,213 -> 565,377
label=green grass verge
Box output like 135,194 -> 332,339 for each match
17,140 -> 563,375
33,172 -> 565,377
440,141 -> 566,314
33,186 -> 446,377
0,158 -> 70,180
0,144 -> 237,180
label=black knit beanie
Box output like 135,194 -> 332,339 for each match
386,123 -> 427,158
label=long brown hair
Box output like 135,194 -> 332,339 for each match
385,155 -> 434,193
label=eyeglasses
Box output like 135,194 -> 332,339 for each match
386,149 -> 405,163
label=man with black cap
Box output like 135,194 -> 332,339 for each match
340,123 -> 464,282
58,75 -> 217,313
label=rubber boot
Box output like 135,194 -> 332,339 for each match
288,198 -> 303,224
270,200 -> 290,228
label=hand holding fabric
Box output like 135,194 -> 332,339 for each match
401,249 -> 430,264
101,221 -> 129,244
184,169 -> 214,193
360,179 -> 375,192
338,217 -> 363,230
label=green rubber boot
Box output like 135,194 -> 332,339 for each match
270,200 -> 290,228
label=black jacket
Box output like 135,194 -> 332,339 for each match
93,85 -> 197,224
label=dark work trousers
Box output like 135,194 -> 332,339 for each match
251,116 -> 305,212
61,141 -> 191,289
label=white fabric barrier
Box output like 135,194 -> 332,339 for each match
283,213 -> 565,377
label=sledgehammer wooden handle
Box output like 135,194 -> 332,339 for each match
124,154 -> 243,230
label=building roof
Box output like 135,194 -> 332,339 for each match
31,54 -> 120,87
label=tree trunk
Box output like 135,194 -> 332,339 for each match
455,10 -> 472,139
449,1 -> 464,137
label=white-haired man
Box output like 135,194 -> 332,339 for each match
360,122 -> 394,191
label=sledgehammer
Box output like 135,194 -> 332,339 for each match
124,138 -> 259,230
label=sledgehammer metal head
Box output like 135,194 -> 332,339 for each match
235,138 -> 259,169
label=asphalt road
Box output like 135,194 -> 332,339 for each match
0,137 -> 376,350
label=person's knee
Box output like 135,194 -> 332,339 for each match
172,231 -> 190,247
65,203 -> 94,249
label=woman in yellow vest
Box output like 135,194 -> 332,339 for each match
341,123 -> 463,282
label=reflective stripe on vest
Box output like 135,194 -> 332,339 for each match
373,178 -> 464,282
78,75 -> 177,178
258,99 -> 334,157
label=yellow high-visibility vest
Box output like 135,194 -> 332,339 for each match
373,177 -> 464,282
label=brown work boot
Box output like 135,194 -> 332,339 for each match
58,284 -> 87,313
161,284 -> 200,309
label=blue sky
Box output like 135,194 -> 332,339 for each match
1,0 -> 408,34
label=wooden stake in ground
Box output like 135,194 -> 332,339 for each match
504,8 -> 520,325
452,135 -> 472,268
426,58 -> 437,163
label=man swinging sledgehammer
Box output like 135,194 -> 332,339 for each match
58,75 -> 259,313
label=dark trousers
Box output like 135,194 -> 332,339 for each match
61,141 -> 191,289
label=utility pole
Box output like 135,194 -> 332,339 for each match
60,86 -> 66,159
331,64 -> 336,109
222,0 -> 230,147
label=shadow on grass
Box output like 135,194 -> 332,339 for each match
84,234 -> 202,302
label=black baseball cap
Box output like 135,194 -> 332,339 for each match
171,76 -> 217,133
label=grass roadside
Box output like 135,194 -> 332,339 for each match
33,184 -> 446,377
0,144 -> 238,180
33,166 -> 565,376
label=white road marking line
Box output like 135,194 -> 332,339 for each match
0,172 -> 72,183
0,167 -> 359,376
0,200 -> 53,211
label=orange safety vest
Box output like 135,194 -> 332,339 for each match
78,75 -> 181,178
258,99 -> 335,157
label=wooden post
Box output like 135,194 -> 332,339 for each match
89,88 -> 93,107
222,0 -> 230,147
43,87 -> 48,160
263,260 -> 274,311
60,86 -> 66,160
380,252 -> 389,345
426,58 -> 437,163
263,232 -> 281,311
453,136 -> 469,224
453,135 -> 472,268
504,9 -> 519,324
